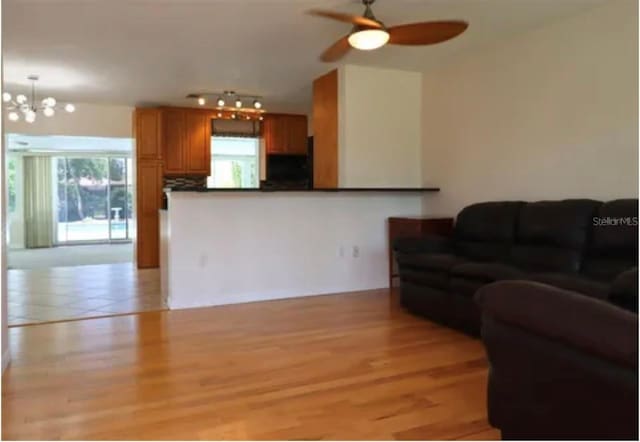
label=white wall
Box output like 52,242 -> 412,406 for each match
166,192 -> 421,309
421,0 -> 638,216
4,102 -> 133,138
339,65 -> 422,187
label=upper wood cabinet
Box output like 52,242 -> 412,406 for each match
162,107 -> 211,176
264,114 -> 308,155
162,108 -> 186,174
184,110 -> 211,175
134,108 -> 162,160
313,69 -> 338,188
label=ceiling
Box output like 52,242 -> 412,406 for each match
3,0 -> 605,114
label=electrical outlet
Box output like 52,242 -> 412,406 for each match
352,246 -> 360,258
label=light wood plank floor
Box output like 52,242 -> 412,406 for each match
2,289 -> 499,440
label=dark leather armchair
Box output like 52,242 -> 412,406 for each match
476,280 -> 638,440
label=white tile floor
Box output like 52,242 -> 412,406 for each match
7,262 -> 166,326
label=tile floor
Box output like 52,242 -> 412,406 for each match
7,263 -> 166,326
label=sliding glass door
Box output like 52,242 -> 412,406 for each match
55,156 -> 133,244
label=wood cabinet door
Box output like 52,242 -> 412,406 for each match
162,108 -> 186,175
313,69 -> 338,188
185,110 -> 211,175
135,109 -> 161,160
286,115 -> 308,154
136,160 -> 163,268
263,115 -> 283,154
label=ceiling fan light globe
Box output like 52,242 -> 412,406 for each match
16,94 -> 27,104
64,103 -> 75,113
8,111 -> 19,121
43,107 -> 55,117
2,92 -> 12,103
348,29 -> 389,50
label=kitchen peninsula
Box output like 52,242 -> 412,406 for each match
161,187 -> 439,309
141,64 -> 429,309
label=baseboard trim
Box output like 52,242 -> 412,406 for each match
2,348 -> 10,374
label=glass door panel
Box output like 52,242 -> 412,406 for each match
108,158 -> 128,240
55,157 -> 111,243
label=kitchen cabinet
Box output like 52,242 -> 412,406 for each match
184,109 -> 211,174
136,160 -> 163,268
264,113 -> 308,155
135,108 -> 162,160
312,69 -> 338,188
134,108 -> 164,268
162,107 -> 211,176
134,106 -> 212,269
162,107 -> 186,174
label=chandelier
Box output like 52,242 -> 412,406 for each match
186,90 -> 265,121
3,75 -> 76,123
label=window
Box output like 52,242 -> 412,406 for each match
207,137 -> 259,188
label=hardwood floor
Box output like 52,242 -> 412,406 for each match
2,289 -> 499,440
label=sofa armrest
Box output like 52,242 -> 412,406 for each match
393,235 -> 452,254
475,280 -> 638,369
610,267 -> 638,313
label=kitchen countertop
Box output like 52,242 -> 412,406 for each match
164,187 -> 440,193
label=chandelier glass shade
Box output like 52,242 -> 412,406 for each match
4,75 -> 75,123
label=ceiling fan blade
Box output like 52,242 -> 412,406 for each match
320,35 -> 351,62
308,9 -> 383,29
388,21 -> 468,45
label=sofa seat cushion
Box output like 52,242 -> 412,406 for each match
529,273 -> 609,300
399,268 -> 448,290
451,262 -> 526,282
450,262 -> 526,297
397,253 -> 465,272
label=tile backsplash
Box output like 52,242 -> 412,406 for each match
164,176 -> 207,189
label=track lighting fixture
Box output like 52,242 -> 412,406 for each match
186,91 -> 265,121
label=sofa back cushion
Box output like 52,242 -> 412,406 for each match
511,199 -> 601,273
454,201 -> 523,261
582,199 -> 638,281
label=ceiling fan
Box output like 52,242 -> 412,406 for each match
308,0 -> 468,62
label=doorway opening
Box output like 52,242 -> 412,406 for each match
5,134 -> 165,326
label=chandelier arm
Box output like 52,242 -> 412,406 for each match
31,79 -> 36,111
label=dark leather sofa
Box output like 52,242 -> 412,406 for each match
476,280 -> 638,440
394,199 -> 638,334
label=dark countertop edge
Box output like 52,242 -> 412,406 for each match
164,187 -> 440,193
